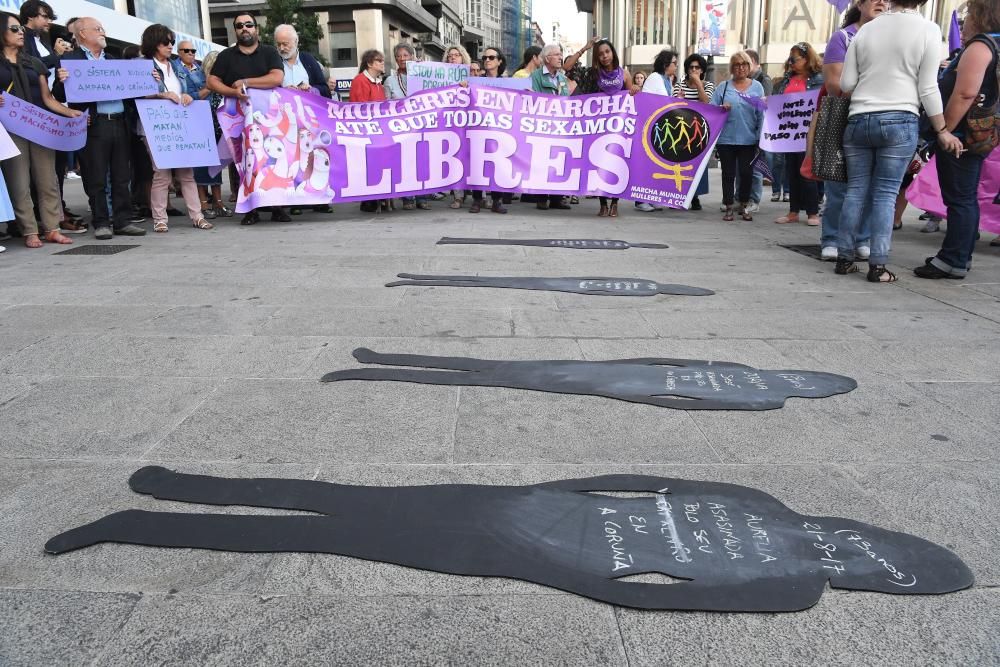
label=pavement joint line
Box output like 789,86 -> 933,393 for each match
612,606 -> 632,667
895,282 -> 1000,326
449,386 -> 462,465
138,379 -> 227,460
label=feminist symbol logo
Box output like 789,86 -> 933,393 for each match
642,102 -> 712,192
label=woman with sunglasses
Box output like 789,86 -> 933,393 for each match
674,53 -> 715,211
469,46 -> 509,214
140,23 -> 212,233
564,37 -> 635,218
773,42 -> 824,227
710,51 -> 765,222
0,11 -> 80,248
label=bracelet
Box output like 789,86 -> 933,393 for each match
936,126 -> 949,134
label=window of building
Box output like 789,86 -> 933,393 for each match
466,0 -> 483,29
631,0 -> 666,46
131,0 -> 203,39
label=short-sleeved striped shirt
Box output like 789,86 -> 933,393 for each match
674,78 -> 715,101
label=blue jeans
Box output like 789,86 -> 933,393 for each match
822,180 -> 871,249
734,170 -> 762,203
768,152 -> 789,195
837,111 -> 918,264
930,148 -> 986,276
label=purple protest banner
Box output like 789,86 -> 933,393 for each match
0,96 -> 88,151
228,87 -> 727,213
0,123 -> 20,160
135,99 -> 220,169
759,89 -> 820,153
62,58 -> 159,103
207,135 -> 233,178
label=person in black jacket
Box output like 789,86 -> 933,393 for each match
54,17 -> 148,239
273,24 -> 330,98
19,0 -> 70,69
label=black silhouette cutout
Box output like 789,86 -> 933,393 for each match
437,237 -> 669,250
45,468 -> 973,612
321,349 -> 857,410
385,274 -> 714,297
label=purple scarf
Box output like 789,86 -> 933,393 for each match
598,67 -> 625,95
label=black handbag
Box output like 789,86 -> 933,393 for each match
811,93 -> 850,182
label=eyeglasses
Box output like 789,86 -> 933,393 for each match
179,48 -> 196,54
81,25 -> 105,33
733,62 -> 751,68
8,24 -> 24,33
234,21 -> 256,29
483,54 -> 498,61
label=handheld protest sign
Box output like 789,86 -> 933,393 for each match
45,468 -> 973,612
386,274 -> 712,297
437,237 -> 669,250
322,349 -> 857,410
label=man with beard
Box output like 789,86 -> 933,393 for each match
274,24 -> 330,98
208,13 -> 287,225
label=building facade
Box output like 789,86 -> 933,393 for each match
576,0 -> 968,76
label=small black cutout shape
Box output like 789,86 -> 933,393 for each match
322,349 -> 857,411
44,468 -> 973,612
437,237 -> 668,250
386,274 -> 714,297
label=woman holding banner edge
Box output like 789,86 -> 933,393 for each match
141,23 -> 212,233
0,11 -> 80,248
563,37 -> 635,218
469,46 -> 509,214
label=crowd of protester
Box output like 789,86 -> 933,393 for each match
0,1 -> 997,281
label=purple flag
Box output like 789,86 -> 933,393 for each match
752,150 -> 773,181
62,58 -> 159,103
737,92 -> 768,112
0,96 -> 88,151
227,87 -> 728,213
829,0 -> 851,12
948,10 -> 962,53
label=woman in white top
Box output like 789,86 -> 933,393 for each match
142,24 -> 212,233
834,0 -> 961,282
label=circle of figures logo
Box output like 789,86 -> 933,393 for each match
650,108 -> 711,163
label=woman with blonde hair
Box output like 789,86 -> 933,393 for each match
709,51 -> 765,221
444,44 -> 471,65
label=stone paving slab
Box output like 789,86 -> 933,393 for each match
1,177 -> 997,663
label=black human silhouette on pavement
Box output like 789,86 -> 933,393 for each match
44,468 -> 973,612
385,274 -> 713,297
437,237 -> 669,250
321,348 -> 857,410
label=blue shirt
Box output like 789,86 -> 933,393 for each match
84,48 -> 125,114
710,79 -> 765,145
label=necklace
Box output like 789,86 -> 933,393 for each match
396,71 -> 407,96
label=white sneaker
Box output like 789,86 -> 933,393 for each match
855,245 -> 871,260
746,202 -> 760,213
635,202 -> 655,212
65,171 -> 81,180
821,246 -> 838,261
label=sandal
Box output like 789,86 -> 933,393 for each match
449,199 -> 462,209
25,234 -> 43,248
806,215 -> 820,226
215,205 -> 234,218
153,221 -> 169,233
192,219 -> 214,230
598,204 -> 609,217
834,258 -> 859,275
867,264 -> 897,283
43,230 -> 73,245
774,214 -> 799,224
893,221 -> 903,230
722,205 -> 734,222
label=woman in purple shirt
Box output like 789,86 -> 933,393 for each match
564,38 -> 635,217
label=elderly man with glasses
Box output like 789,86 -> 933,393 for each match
529,43 -> 572,210
207,13 -> 287,225
55,17 -> 147,239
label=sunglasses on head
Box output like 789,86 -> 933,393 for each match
179,48 -> 196,54
795,42 -> 809,52
234,21 -> 256,29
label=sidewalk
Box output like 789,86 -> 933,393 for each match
1,174 -> 998,664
